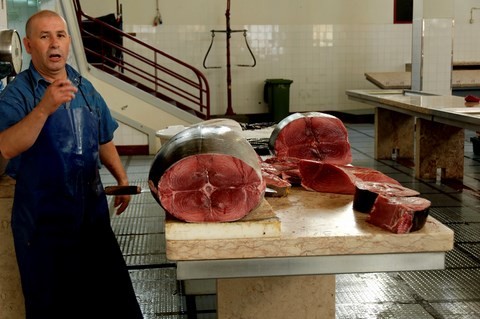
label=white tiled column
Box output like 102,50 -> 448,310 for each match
422,18 -> 454,95
411,0 -> 454,95
411,0 -> 423,91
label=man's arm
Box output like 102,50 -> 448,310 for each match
99,140 -> 130,215
0,79 -> 77,159
0,104 -> 49,159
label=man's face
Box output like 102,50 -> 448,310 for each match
23,15 -> 71,80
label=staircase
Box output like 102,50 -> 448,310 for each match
72,0 -> 210,120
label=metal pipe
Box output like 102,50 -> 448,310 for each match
225,0 -> 235,115
202,0 -> 255,115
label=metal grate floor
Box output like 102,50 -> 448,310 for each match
99,124 -> 480,319
130,268 -> 188,318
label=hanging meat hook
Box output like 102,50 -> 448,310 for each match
202,29 -> 256,69
203,31 -> 222,69
237,30 -> 256,67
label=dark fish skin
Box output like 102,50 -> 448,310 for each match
353,181 -> 419,213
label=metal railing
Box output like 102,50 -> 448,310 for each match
73,0 -> 210,119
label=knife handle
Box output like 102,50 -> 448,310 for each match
105,185 -> 141,195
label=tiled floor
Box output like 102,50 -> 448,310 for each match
101,123 -> 480,319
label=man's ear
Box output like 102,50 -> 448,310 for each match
23,37 -> 31,54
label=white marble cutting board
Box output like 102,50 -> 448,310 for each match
165,199 -> 281,240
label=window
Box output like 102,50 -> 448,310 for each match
394,0 -> 413,24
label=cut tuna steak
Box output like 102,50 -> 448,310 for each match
353,181 -> 420,213
149,123 -> 265,222
264,156 -> 302,185
269,112 -> 352,165
159,154 -> 264,222
367,195 -> 431,234
260,162 -> 291,197
264,156 -> 301,171
298,160 -> 401,195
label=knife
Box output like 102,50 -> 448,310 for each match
104,185 -> 278,196
104,185 -> 150,195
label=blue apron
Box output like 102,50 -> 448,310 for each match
11,79 -> 143,318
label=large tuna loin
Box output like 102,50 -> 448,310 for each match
366,195 -> 431,234
269,112 -> 352,165
148,124 -> 265,222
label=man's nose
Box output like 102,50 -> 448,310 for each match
49,38 -> 60,48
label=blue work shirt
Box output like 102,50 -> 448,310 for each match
0,62 -> 119,178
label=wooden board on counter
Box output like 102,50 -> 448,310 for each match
365,72 -> 411,89
165,198 -> 281,240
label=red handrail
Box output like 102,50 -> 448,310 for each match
73,0 -> 210,120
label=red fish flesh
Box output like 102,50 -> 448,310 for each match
353,181 -> 420,213
149,122 -> 265,222
159,154 -> 264,222
264,156 -> 301,185
367,195 -> 431,233
298,160 -> 400,195
260,161 -> 291,197
269,112 -> 352,165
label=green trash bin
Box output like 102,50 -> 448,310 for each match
264,79 -> 293,123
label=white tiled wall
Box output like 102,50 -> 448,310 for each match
114,122 -> 148,146
453,22 -> 480,62
102,21 -> 480,147
123,23 -> 413,116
